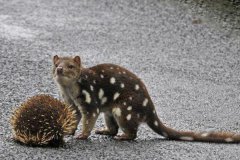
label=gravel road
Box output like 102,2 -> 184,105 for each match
0,0 -> 240,159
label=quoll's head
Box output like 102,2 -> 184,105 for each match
53,55 -> 81,86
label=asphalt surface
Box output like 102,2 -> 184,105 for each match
0,0 -> 240,159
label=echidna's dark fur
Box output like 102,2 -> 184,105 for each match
11,94 -> 78,147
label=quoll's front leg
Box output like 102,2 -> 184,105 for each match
77,110 -> 99,140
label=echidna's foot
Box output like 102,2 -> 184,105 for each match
95,128 -> 118,136
76,133 -> 89,140
114,133 -> 136,141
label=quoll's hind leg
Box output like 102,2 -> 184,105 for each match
112,107 -> 139,140
95,112 -> 119,136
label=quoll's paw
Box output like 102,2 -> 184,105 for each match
76,133 -> 89,140
114,134 -> 136,141
95,128 -> 117,136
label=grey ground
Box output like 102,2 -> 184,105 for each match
0,0 -> 240,159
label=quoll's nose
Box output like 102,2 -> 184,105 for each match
56,67 -> 63,74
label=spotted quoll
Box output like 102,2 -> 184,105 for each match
53,55 -> 239,142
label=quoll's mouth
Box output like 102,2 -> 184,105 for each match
54,71 -> 64,79
56,71 -> 63,76
54,71 -> 72,80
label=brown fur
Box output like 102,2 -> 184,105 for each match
53,55 -> 240,142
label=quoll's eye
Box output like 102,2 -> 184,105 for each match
55,64 -> 58,67
68,65 -> 75,69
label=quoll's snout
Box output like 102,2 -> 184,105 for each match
56,67 -> 63,74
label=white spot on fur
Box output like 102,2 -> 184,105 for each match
201,132 -> 209,137
180,136 -> 194,141
101,70 -> 105,72
96,108 -> 100,114
82,90 -> 91,104
93,113 -> 96,117
98,89 -> 104,99
78,78 -> 82,83
127,106 -> 132,111
100,74 -> 104,78
153,110 -> 156,114
110,77 -> 116,84
120,83 -> 125,88
110,67 -> 114,69
129,96 -> 132,100
135,84 -> 140,90
126,114 -> 131,120
154,121 -> 158,126
85,75 -> 88,79
93,80 -> 96,84
112,108 -> 121,117
143,98 -> 148,107
90,85 -> 94,91
113,92 -> 120,100
123,102 -> 127,106
225,137 -> 234,142
98,89 -> 107,105
123,71 -> 126,74
101,97 -> 107,105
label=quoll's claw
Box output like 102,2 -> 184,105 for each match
95,128 -> 117,136
76,133 -> 89,140
95,128 -> 107,134
114,134 -> 136,141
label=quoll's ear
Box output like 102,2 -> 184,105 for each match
73,56 -> 81,66
53,55 -> 59,64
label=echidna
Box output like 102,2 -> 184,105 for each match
10,94 -> 78,147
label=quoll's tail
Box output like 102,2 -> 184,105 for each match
147,115 -> 240,143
